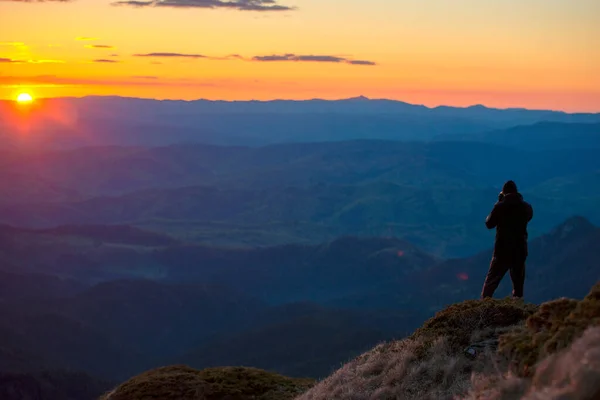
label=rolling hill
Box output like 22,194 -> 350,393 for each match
178,304 -> 415,379
1,134 -> 599,257
0,217 -> 598,385
437,121 -> 600,150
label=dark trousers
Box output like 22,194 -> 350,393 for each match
481,255 -> 526,299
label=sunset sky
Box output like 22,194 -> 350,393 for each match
1,0 -> 599,111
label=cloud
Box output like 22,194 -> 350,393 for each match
348,60 -> 377,66
133,52 -> 207,58
129,52 -> 376,65
76,37 -> 98,41
112,0 -> 294,11
2,0 -> 71,2
251,54 -> 377,66
131,75 -> 159,79
0,42 -> 27,47
0,58 -> 64,64
93,59 -> 120,63
85,44 -> 115,49
27,59 -> 65,63
253,54 -> 344,62
0,74 -> 216,88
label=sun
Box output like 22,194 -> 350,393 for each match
17,93 -> 34,104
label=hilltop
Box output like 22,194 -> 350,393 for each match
99,281 -> 600,400
101,366 -> 313,400
298,282 -> 600,400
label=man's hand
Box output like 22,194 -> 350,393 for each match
486,202 -> 501,229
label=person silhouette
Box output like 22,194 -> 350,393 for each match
481,180 -> 533,298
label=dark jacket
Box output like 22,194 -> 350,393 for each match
485,192 -> 533,259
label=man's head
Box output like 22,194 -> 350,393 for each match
502,180 -> 518,195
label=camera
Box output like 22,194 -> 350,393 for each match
498,192 -> 505,202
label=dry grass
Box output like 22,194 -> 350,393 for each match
295,332 -> 513,400
410,297 -> 537,357
99,283 -> 600,400
295,284 -> 600,400
101,365 -> 314,400
464,326 -> 600,400
295,297 -> 533,400
498,282 -> 600,377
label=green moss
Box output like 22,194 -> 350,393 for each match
498,282 -> 600,377
409,297 -> 537,358
102,365 -> 314,400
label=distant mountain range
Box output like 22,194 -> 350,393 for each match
1,96 -> 599,148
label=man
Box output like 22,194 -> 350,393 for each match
481,180 -> 533,299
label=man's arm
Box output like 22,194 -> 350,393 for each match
527,202 -> 533,222
485,202 -> 501,229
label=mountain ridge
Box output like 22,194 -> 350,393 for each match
3,95 -> 599,115
3,98 -> 600,150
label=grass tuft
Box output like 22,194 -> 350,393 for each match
498,282 -> 600,377
102,365 -> 314,400
410,296 -> 537,357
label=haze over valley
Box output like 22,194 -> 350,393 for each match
1,96 -> 600,399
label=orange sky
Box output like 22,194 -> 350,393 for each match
1,0 -> 599,111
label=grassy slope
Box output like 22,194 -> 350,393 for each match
101,366 -> 314,400
297,282 -> 600,400
102,282 -> 600,400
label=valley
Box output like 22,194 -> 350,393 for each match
0,97 -> 599,398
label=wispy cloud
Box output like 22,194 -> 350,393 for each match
0,58 -> 64,64
112,0 -> 294,11
85,44 -> 115,49
347,60 -> 377,66
131,52 -> 377,65
252,54 -> 343,62
0,42 -> 27,47
251,54 -> 377,66
0,74 -> 216,88
133,52 -> 207,58
93,59 -> 120,63
28,59 -> 65,64
2,0 -> 72,2
76,37 -> 98,41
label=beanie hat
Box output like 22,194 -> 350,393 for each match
502,180 -> 518,194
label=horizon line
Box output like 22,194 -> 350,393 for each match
3,94 -> 600,114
